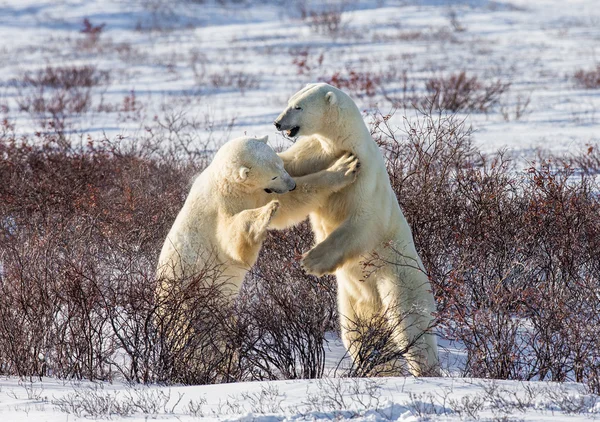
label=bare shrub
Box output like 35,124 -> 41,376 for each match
298,1 -> 348,38
405,390 -> 453,417
373,105 -> 600,390
0,117 -> 328,385
574,65 -> 600,89
53,384 -> 182,418
425,71 -> 510,112
501,93 -> 531,121
21,65 -> 110,90
448,394 -> 485,419
568,145 -> 600,175
14,65 -> 110,122
0,125 -> 204,382
320,67 -> 401,98
154,267 -> 246,385
303,378 -> 382,413
240,384 -> 286,414
446,9 -> 467,32
291,48 -> 324,76
339,306 -> 435,378
543,384 -> 599,414
238,222 -> 337,380
186,396 -> 208,417
53,385 -> 133,418
321,70 -> 381,97
78,18 -> 106,50
208,68 -> 261,94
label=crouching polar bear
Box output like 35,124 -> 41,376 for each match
274,83 -> 439,376
156,135 -> 360,303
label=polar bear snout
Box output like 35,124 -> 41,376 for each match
265,172 -> 296,194
274,111 -> 301,138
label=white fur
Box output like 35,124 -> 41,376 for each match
275,83 -> 439,376
156,135 -> 361,300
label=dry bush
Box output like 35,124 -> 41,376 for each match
208,69 -> 261,94
373,105 -> 600,389
291,48 -> 324,76
78,18 -> 106,50
382,70 -> 509,112
320,67 -> 402,98
21,65 -> 110,90
2,94 -> 600,390
191,65 -> 261,95
53,384 -> 182,418
321,70 -> 381,97
0,117 -> 332,384
0,123 -> 204,382
568,145 -> 600,175
297,0 -> 349,38
574,66 -> 600,89
424,71 -> 510,112
154,263 -> 247,385
238,222 -> 337,380
340,308 -> 430,378
14,64 -> 110,123
500,93 -> 531,121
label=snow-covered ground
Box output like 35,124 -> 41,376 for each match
3,375 -> 600,421
2,336 -> 598,420
1,0 -> 599,420
1,0 -> 598,157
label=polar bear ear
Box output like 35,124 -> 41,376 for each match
255,135 -> 268,144
326,91 -> 337,105
238,166 -> 250,181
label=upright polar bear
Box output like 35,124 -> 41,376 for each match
156,135 -> 360,302
274,83 -> 439,376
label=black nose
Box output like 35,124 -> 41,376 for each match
274,121 -> 281,130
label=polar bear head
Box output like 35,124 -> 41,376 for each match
273,83 -> 360,140
215,135 -> 296,194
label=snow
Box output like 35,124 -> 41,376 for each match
1,0 -> 598,157
1,0 -> 599,420
2,374 -> 600,421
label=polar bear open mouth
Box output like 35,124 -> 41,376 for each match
286,126 -> 300,137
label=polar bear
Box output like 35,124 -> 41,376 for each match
274,83 -> 439,376
156,135 -> 360,302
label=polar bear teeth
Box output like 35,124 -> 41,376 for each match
286,126 -> 300,137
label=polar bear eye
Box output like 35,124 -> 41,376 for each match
294,105 -> 302,110
271,176 -> 278,180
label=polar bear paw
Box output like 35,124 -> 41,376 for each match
301,247 -> 339,276
262,200 -> 280,228
327,152 -> 361,191
266,200 -> 280,216
251,200 -> 279,241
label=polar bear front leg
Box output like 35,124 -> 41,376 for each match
268,154 -> 360,230
279,136 -> 338,177
244,200 -> 280,242
291,152 -> 360,193
221,201 -> 279,266
301,218 -> 367,276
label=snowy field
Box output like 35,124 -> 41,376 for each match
3,375 -> 600,421
1,0 -> 600,420
1,0 -> 599,156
